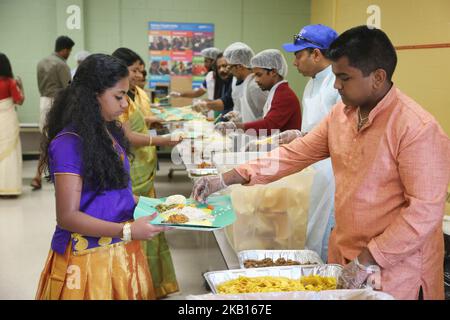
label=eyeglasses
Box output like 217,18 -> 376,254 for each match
293,34 -> 323,48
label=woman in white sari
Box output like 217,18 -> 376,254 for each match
0,53 -> 24,197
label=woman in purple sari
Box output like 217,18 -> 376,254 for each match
35,54 -> 168,300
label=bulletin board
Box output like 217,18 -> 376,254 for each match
148,21 -> 215,91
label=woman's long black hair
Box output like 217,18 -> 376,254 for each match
0,53 -> 14,78
40,53 -> 131,191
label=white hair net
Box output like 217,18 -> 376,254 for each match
75,50 -> 91,62
250,49 -> 288,78
223,42 -> 255,68
200,47 -> 221,60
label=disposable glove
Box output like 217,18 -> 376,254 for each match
192,100 -> 208,113
192,174 -> 228,203
273,129 -> 306,144
338,257 -> 381,290
214,121 -> 237,135
245,130 -> 305,151
223,110 -> 242,122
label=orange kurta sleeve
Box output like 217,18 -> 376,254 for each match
235,111 -> 332,185
368,120 -> 450,268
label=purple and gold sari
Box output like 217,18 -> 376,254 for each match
35,129 -> 155,300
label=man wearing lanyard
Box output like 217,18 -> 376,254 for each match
192,26 -> 450,299
277,24 -> 339,261
221,42 -> 268,123
215,49 -> 301,136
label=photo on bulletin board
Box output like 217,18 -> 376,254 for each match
192,32 -> 214,52
149,34 -> 172,52
148,21 -> 214,90
149,57 -> 171,74
148,56 -> 171,88
192,55 -> 208,76
171,31 -> 193,52
171,60 -> 192,76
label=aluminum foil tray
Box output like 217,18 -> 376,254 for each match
204,264 -> 343,294
238,250 -> 324,269
188,168 -> 218,177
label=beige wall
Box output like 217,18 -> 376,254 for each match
311,0 -> 450,135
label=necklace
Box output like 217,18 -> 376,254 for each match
357,108 -> 369,130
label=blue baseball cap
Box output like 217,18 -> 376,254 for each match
283,24 -> 338,53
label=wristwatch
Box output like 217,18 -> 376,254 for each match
121,222 -> 132,241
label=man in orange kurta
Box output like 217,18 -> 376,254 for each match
192,26 -> 450,299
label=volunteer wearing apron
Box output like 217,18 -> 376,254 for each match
215,49 -> 301,136
222,42 -> 268,123
282,24 -> 340,261
191,54 -> 234,121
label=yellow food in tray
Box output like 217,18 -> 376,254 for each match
197,161 -> 214,169
217,275 -> 337,294
159,204 -> 215,226
243,257 -> 318,268
164,213 -> 190,224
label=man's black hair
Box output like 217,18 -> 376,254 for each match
55,36 -> 75,52
304,47 -> 328,57
327,25 -> 397,81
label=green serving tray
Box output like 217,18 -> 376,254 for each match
133,195 -> 236,231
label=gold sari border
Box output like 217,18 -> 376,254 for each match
71,239 -> 132,256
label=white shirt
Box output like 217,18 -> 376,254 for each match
201,71 -> 215,100
301,65 -> 340,261
301,65 -> 340,132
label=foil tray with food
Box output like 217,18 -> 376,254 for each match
184,160 -> 216,172
204,264 -> 343,294
238,250 -> 324,269
188,168 -> 219,177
